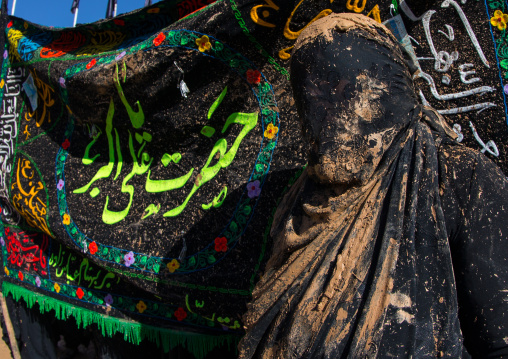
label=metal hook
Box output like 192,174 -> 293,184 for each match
389,4 -> 395,17
174,61 -> 190,98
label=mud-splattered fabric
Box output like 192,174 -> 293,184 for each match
239,14 -> 508,359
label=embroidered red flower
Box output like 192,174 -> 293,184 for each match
18,271 -> 23,281
113,19 -> 125,26
62,139 -> 70,150
7,21 -> 12,28
86,59 -> 97,69
174,307 -> 187,321
214,236 -> 228,252
89,241 -> 98,255
153,32 -> 166,47
246,69 -> 261,85
76,287 -> 84,299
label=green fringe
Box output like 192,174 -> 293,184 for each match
2,281 -> 240,359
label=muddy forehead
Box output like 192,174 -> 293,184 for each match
294,13 -> 400,56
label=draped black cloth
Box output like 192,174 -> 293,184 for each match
239,14 -> 508,358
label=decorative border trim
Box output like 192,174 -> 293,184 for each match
2,281 -> 240,359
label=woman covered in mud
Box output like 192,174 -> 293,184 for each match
239,13 -> 508,358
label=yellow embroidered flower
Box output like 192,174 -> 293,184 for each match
196,35 -> 211,52
491,10 -> 508,30
136,300 -> 147,313
62,214 -> 70,225
264,123 -> 279,140
54,283 -> 61,293
167,259 -> 180,273
4,267 -> 9,276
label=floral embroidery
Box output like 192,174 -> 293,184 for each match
174,307 -> 187,321
136,300 -> 147,313
230,58 -> 239,68
62,139 -> 70,150
35,276 -> 41,287
104,294 -> 113,306
59,77 -> 66,88
57,179 -> 64,190
3,50 -> 7,59
264,123 -> 278,140
54,283 -> 61,293
147,7 -> 160,13
89,241 -> 98,255
7,21 -> 12,28
76,287 -> 84,299
214,237 -> 228,252
153,264 -> 160,273
491,10 -> 508,31
113,19 -> 125,26
246,69 -> 261,85
153,32 -> 165,47
86,59 -> 97,70
124,251 -> 135,267
167,259 -> 180,273
18,271 -> 23,281
0,237 -> 4,246
4,267 -> 9,276
195,35 -> 211,52
62,214 -> 70,225
247,180 -> 261,198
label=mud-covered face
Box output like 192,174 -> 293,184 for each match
291,31 -> 418,185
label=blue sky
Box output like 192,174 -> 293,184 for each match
7,0 -> 159,28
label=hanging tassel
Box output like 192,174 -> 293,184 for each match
2,281 -> 240,359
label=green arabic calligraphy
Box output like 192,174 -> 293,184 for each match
49,244 -> 119,289
185,294 -> 241,330
73,64 -> 258,224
